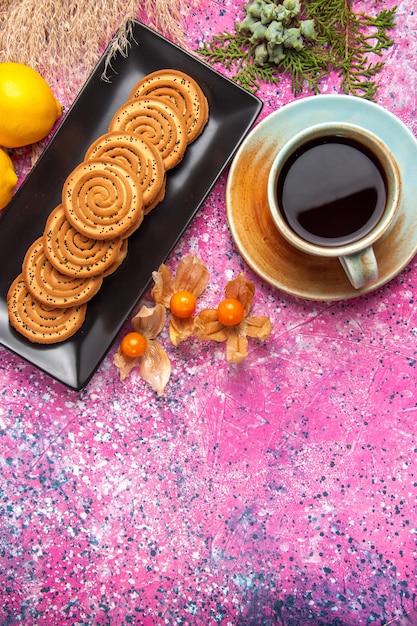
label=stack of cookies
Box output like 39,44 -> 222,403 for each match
7,68 -> 209,344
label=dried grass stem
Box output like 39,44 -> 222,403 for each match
0,0 -> 195,95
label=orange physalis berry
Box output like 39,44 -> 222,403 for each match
120,332 -> 148,358
169,291 -> 197,319
217,298 -> 245,326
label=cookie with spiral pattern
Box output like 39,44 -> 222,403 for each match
22,237 -> 103,308
43,204 -> 124,277
62,158 -> 144,240
7,274 -> 87,344
109,97 -> 187,170
130,68 -> 209,144
84,131 -> 165,211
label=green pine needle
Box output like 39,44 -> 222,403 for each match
196,0 -> 397,99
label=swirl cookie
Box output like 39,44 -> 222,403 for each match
84,132 -> 165,211
7,274 -> 87,344
43,204 -> 123,277
62,158 -> 144,240
130,69 -> 209,144
109,97 -> 187,170
22,237 -> 103,308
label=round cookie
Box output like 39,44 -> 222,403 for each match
84,132 -> 165,210
62,158 -> 144,240
109,97 -> 187,170
43,204 -> 123,277
7,274 -> 87,344
22,237 -> 103,308
130,69 -> 209,144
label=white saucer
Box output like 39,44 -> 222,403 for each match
226,95 -> 417,301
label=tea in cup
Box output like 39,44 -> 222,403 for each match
267,123 -> 401,289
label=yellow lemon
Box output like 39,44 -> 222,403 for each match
0,62 -> 63,149
0,148 -> 18,210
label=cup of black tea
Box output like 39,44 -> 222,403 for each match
267,123 -> 400,289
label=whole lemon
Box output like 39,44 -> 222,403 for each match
0,148 -> 18,210
0,62 -> 63,149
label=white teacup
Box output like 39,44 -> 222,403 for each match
267,123 -> 401,289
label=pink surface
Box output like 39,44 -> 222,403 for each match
1,1 -> 417,624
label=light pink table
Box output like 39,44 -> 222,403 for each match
1,1 -> 416,624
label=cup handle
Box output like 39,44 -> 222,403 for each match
339,246 -> 379,289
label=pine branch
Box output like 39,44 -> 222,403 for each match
305,0 -> 396,97
196,0 -> 397,99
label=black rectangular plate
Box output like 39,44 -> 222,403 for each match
0,21 -> 262,390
